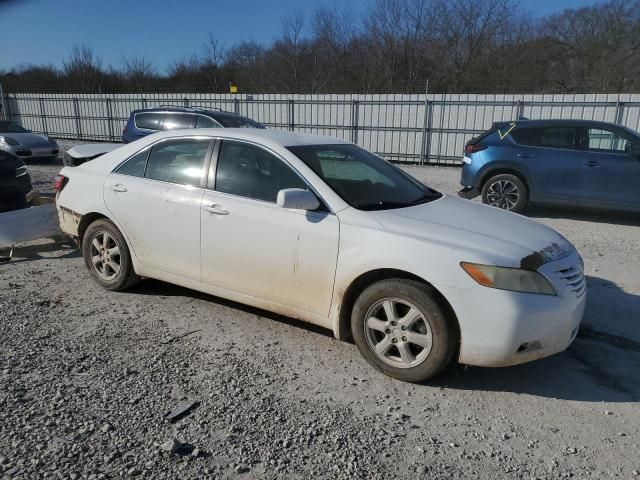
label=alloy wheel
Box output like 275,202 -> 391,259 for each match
364,298 -> 433,369
486,180 -> 520,210
89,231 -> 121,281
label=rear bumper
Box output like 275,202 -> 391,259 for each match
458,186 -> 480,199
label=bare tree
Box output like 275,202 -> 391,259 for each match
121,56 -> 157,84
63,44 -> 104,92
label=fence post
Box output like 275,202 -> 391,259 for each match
289,99 -> 295,131
351,99 -> 359,143
141,97 -> 147,109
420,100 -> 433,165
516,99 -> 525,119
234,98 -> 240,115
105,98 -> 114,141
39,97 -> 48,135
183,97 -> 190,108
0,83 -> 7,120
73,97 -> 83,141
614,100 -> 625,125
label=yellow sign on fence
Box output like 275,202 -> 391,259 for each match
229,84 -> 238,94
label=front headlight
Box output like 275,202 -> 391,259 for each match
15,165 -> 28,177
461,262 -> 556,295
0,136 -> 20,146
47,136 -> 58,146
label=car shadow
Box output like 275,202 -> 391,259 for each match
22,156 -> 63,166
125,276 -> 639,403
128,278 -> 335,339
3,237 -> 80,264
525,205 -> 640,226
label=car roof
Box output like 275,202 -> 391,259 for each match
131,106 -> 239,117
508,119 -> 624,129
152,127 -> 351,147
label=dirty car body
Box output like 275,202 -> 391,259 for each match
54,129 -> 586,381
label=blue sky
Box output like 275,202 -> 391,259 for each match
1,0 -> 604,73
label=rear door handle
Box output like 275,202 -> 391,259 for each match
517,153 -> 534,159
582,161 -> 600,168
109,184 -> 128,192
204,204 -> 229,215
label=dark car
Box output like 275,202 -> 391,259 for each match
458,119 -> 640,213
122,106 -> 265,143
0,150 -> 32,213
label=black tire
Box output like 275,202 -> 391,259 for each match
481,173 -> 528,213
82,219 -> 140,291
351,279 -> 458,383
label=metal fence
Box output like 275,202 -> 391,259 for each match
2,90 -> 640,165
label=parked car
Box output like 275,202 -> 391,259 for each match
459,119 -> 640,213
0,120 -> 59,161
63,143 -> 122,167
0,150 -> 32,213
55,128 -> 585,382
122,106 -> 265,143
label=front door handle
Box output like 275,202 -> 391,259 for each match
109,184 -> 128,192
582,161 -> 600,168
517,153 -> 534,159
204,204 -> 229,215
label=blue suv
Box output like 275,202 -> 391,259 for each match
459,119 -> 640,213
122,106 -> 265,143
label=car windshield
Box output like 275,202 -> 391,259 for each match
0,121 -> 28,133
287,144 -> 441,211
213,114 -> 265,129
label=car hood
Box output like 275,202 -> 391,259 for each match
372,195 -> 574,268
1,132 -> 53,148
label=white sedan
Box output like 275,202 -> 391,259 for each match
55,129 -> 586,382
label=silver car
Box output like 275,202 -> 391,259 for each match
0,121 -> 59,161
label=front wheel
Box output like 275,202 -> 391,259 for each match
82,219 -> 140,291
351,279 -> 458,382
481,173 -> 528,213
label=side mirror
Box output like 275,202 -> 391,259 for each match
277,188 -> 320,211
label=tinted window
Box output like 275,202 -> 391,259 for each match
145,139 -> 209,186
135,113 -> 163,131
196,116 -> 219,128
288,144 -> 441,211
215,141 -> 307,202
586,128 -> 633,152
511,127 -> 576,149
116,149 -> 148,177
162,113 -> 196,130
212,113 -> 265,129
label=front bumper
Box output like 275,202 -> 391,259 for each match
440,251 -> 586,367
2,145 -> 59,158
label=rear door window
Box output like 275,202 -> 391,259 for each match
144,139 -> 210,186
135,113 -> 163,131
511,127 -> 577,150
162,113 -> 196,131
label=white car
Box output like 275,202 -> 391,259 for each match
55,129 -> 586,382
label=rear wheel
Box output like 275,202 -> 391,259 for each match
351,279 -> 458,382
82,219 -> 140,291
481,173 -> 528,213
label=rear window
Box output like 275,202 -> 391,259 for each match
511,127 -> 576,150
135,113 -> 163,131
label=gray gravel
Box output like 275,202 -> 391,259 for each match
1,150 -> 639,479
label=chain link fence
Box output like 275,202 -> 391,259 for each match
2,90 -> 640,165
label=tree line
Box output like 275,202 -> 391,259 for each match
2,0 -> 639,94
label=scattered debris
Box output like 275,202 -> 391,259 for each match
160,330 -> 202,345
164,399 -> 199,423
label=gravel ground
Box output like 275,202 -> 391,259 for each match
1,145 -> 639,479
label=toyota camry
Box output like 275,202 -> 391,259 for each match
55,129 -> 586,382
